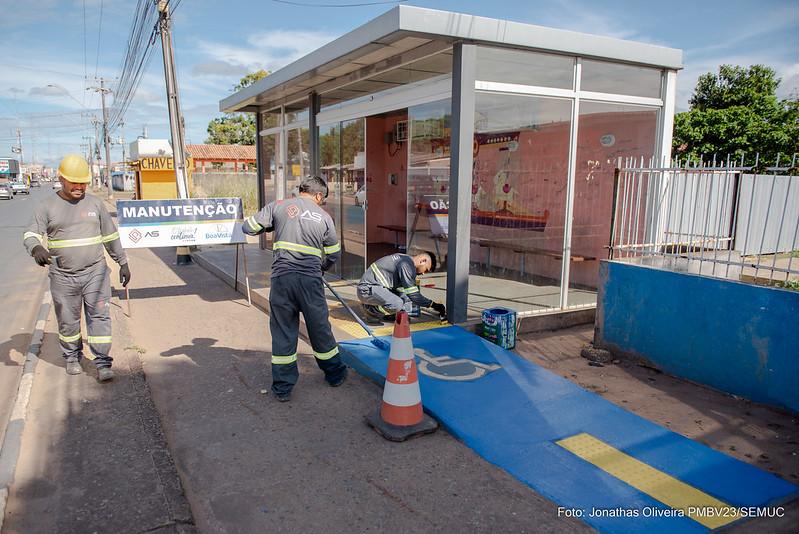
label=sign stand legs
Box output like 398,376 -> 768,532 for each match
233,243 -> 252,307
234,244 -> 240,292
241,244 -> 252,307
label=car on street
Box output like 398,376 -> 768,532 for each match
0,183 -> 13,200
52,181 -> 62,191
30,179 -> 40,187
354,185 -> 366,207
10,181 -> 30,195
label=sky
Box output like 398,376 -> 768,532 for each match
0,0 -> 797,168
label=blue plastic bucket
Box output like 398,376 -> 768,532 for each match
481,307 -> 517,349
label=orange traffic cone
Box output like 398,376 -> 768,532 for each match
366,311 -> 438,441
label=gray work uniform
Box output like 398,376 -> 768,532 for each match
357,254 -> 433,318
242,196 -> 346,396
23,193 -> 127,368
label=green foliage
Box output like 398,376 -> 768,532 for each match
205,70 -> 270,145
206,114 -> 257,145
673,65 -> 799,164
232,69 -> 268,93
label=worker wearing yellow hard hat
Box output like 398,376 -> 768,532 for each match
57,153 -> 92,183
22,154 -> 131,382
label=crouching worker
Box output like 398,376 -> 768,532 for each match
23,154 -> 131,382
357,252 -> 446,325
241,176 -> 347,402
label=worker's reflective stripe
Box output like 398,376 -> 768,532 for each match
87,335 -> 112,344
100,232 -> 119,243
246,216 -> 263,231
274,241 -> 322,257
397,286 -> 419,294
59,332 -> 82,343
376,305 -> 389,315
23,231 -> 43,243
323,242 -> 341,254
370,263 -> 391,288
271,353 -> 298,365
48,235 -> 103,249
314,346 -> 339,360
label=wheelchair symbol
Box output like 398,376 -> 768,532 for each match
414,348 -> 501,381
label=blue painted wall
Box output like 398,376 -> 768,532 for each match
597,260 -> 799,414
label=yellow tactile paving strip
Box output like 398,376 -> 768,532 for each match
556,433 -> 739,529
330,315 -> 448,339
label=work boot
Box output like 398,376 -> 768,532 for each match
327,367 -> 348,387
364,315 -> 383,326
65,357 -> 82,375
97,367 -> 115,382
274,392 -> 291,403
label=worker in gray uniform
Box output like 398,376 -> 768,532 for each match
23,154 -> 131,382
241,176 -> 347,402
357,252 -> 446,325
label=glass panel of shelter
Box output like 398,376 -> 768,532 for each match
318,119 -> 366,281
568,101 -> 659,306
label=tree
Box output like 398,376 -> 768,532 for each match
205,70 -> 269,145
673,65 -> 799,165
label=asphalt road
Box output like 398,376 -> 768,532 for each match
0,186 -> 51,445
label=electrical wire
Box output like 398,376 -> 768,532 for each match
271,0 -> 407,6
107,0 -> 160,132
94,0 -> 104,78
83,0 -> 88,83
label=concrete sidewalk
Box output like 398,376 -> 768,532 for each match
2,263 -> 194,533
124,246 -> 590,533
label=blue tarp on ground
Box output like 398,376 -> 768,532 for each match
340,326 -> 798,533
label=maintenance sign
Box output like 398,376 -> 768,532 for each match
117,198 -> 246,248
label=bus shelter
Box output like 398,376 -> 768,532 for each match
220,6 -> 682,323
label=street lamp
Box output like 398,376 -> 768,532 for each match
46,84 -> 87,110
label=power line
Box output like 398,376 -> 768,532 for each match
94,0 -> 105,77
108,0 -> 160,132
271,0 -> 407,6
83,0 -> 88,80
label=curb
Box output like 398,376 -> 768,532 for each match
0,291 -> 51,530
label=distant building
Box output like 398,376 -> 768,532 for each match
0,157 -> 21,182
186,144 -> 256,174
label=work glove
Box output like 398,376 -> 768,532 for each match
31,245 -> 52,267
431,302 -> 447,320
119,263 -> 132,287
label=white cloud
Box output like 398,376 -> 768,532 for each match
29,85 -> 67,97
534,0 -> 649,42
196,29 -> 337,75
192,61 -> 249,77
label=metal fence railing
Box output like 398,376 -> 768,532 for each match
609,154 -> 799,287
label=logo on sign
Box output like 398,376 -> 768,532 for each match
286,204 -> 300,218
129,229 -> 142,243
171,227 -> 198,242
145,230 -> 160,238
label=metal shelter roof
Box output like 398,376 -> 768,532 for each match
220,5 -> 682,114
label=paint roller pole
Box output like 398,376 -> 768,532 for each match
322,278 -> 390,351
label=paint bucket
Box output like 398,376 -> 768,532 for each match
481,307 -> 516,349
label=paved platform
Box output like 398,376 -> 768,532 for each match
340,326 -> 799,533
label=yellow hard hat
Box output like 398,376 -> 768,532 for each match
58,154 -> 92,183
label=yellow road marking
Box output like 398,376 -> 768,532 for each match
330,316 -> 447,339
556,433 -> 739,529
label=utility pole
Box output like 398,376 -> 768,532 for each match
89,117 -> 102,189
16,128 -> 23,166
89,78 -> 115,200
157,0 -> 189,199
